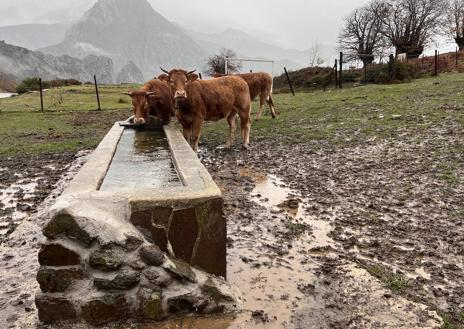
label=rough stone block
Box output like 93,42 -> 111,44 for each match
152,207 -> 172,227
151,225 -> 168,252
169,208 -> 198,263
37,267 -> 85,292
163,258 -> 196,283
167,293 -> 199,313
192,199 -> 226,278
94,270 -> 140,290
35,294 -> 77,323
139,245 -> 165,266
137,288 -> 164,320
81,295 -> 130,325
89,248 -> 123,272
38,243 -> 81,266
43,213 -> 92,246
143,267 -> 172,288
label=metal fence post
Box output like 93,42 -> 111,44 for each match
39,78 -> 44,112
284,67 -> 295,96
339,52 -> 343,89
94,75 -> 101,111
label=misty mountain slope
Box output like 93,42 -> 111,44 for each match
0,41 -> 114,83
0,22 -> 72,50
41,0 -> 205,80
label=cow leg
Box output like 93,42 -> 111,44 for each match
267,94 -> 277,119
256,94 -> 265,121
238,113 -> 251,149
182,125 -> 192,145
225,113 -> 237,149
191,119 -> 204,153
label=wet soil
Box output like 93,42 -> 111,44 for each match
1,115 -> 462,328
0,152 -> 78,245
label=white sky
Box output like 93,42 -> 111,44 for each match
0,0 -> 371,50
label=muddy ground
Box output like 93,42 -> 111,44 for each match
0,115 -> 462,328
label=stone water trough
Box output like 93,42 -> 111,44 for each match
35,120 -> 242,325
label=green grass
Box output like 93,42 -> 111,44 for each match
0,84 -> 136,156
203,73 -> 464,146
366,264 -> 409,294
1,73 -> 464,157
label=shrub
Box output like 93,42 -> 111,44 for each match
16,77 -> 81,94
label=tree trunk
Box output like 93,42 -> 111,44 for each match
455,37 -> 464,51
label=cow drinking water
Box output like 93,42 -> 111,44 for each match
161,68 -> 252,152
122,78 -> 174,125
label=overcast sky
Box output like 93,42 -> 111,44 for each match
0,0 -> 371,49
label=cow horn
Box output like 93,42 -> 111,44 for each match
145,91 -> 157,96
160,67 -> 169,74
187,70 -> 197,75
122,92 -> 133,96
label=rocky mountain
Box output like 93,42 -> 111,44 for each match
116,61 -> 144,83
41,0 -> 205,80
0,41 -> 114,83
0,22 -> 72,50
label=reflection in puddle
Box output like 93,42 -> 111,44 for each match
225,169 -> 334,328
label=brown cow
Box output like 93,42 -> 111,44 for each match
160,68 -> 251,152
123,79 -> 174,125
214,72 -> 276,120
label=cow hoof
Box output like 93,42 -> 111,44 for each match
242,144 -> 250,150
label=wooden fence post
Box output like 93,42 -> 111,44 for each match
389,54 -> 394,81
434,50 -> 438,76
339,52 -> 343,89
334,59 -> 338,89
284,67 -> 295,96
39,78 -> 44,112
94,75 -> 101,111
199,73 -> 202,80
456,47 -> 459,70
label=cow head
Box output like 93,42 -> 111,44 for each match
160,68 -> 198,102
122,91 -> 157,124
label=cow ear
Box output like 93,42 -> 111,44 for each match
158,74 -> 169,83
188,74 -> 199,82
122,92 -> 133,97
145,91 -> 160,99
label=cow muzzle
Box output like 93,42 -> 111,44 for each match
174,90 -> 187,99
133,117 -> 146,124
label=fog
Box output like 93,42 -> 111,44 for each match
0,0 -> 371,49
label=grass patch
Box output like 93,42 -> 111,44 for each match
366,264 -> 409,294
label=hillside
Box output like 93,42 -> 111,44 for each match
41,0 -> 205,80
0,41 -> 114,83
0,23 -> 71,50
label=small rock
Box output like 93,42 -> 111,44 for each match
163,258 -> 197,283
139,245 -> 165,266
94,270 -> 140,290
89,248 -> 123,272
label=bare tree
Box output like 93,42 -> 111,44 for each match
309,43 -> 326,67
375,0 -> 445,58
339,1 -> 386,67
204,48 -> 242,76
444,0 -> 464,49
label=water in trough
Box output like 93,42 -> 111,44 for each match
100,127 -> 181,191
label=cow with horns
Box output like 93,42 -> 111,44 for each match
160,68 -> 252,152
122,78 -> 174,125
